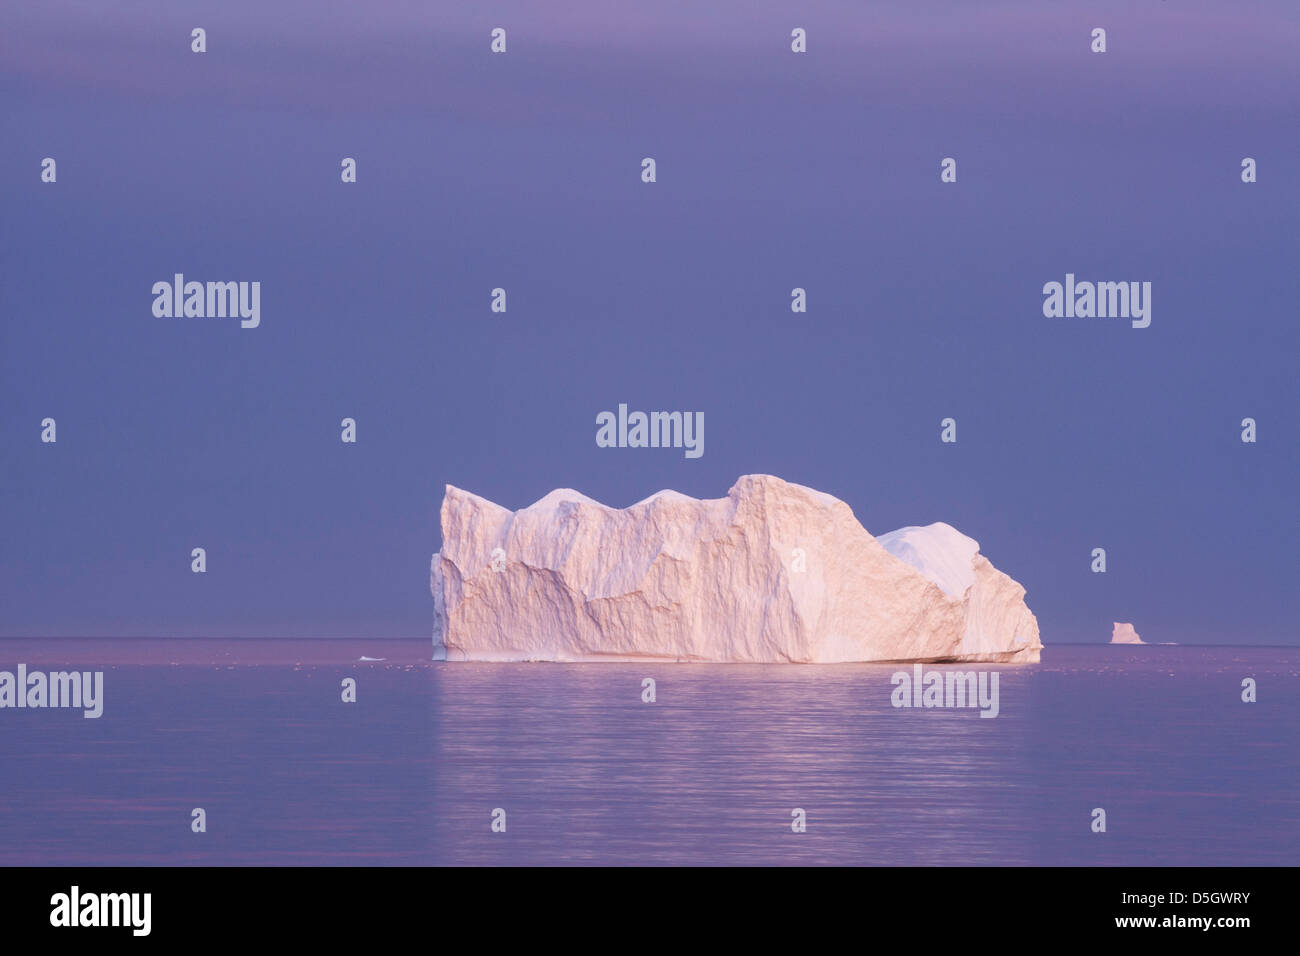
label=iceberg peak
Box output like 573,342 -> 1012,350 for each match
877,523 -> 980,599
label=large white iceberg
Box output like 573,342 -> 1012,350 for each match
430,475 -> 1042,663
1110,622 -> 1144,645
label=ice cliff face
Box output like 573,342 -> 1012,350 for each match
1111,622 -> 1144,644
430,475 -> 1042,663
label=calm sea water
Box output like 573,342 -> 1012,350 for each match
0,640 -> 1295,866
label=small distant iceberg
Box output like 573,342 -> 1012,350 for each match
1110,622 -> 1144,645
358,655 -> 387,662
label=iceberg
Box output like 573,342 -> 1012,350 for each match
1110,622 -> 1144,645
430,475 -> 1042,664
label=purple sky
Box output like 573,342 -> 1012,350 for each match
2,1 -> 1297,643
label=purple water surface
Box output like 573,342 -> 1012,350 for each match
0,641 -> 1295,865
